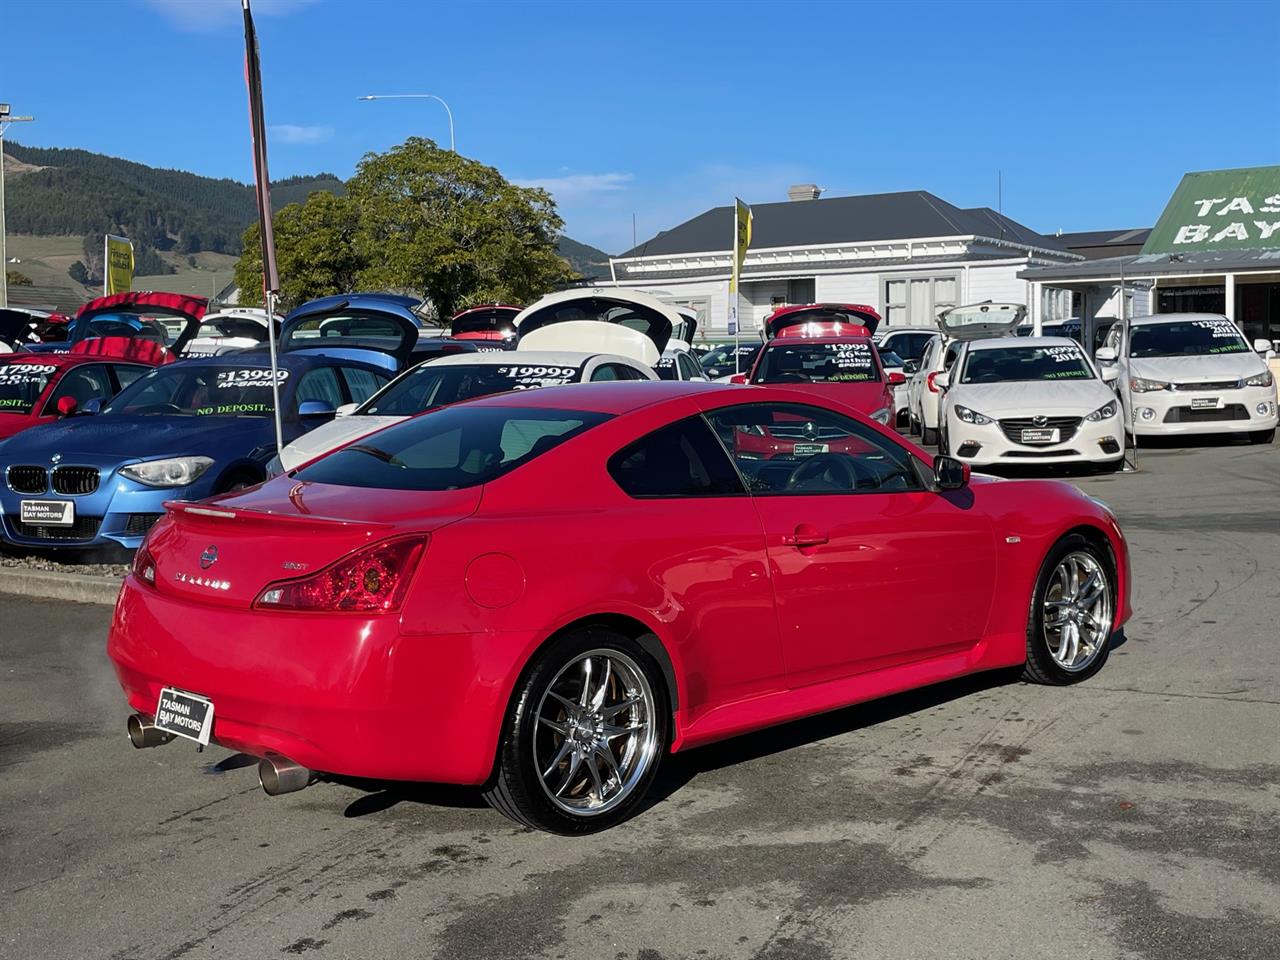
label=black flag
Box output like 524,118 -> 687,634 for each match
243,0 -> 279,294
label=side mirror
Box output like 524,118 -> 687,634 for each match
1100,365 -> 1120,383
335,402 -> 358,418
1254,338 -> 1273,354
729,374 -> 748,385
932,371 -> 950,390
887,372 -> 907,386
56,395 -> 78,418
1095,346 -> 1117,363
82,397 -> 103,416
933,455 -> 969,490
901,360 -> 919,375
298,399 -> 336,419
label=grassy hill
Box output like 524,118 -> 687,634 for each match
2,141 -> 610,310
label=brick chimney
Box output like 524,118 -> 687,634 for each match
787,184 -> 823,201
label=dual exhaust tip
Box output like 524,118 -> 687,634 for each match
126,712 -> 312,795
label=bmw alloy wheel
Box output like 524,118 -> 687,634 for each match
1041,551 -> 1112,672
532,649 -> 659,816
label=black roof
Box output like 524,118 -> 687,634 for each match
619,191 -> 1069,259
1053,228 -> 1152,250
1020,247 -> 1280,282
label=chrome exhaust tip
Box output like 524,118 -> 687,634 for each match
127,712 -> 175,749
258,755 -> 312,796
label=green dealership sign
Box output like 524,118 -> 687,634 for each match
1142,166 -> 1280,255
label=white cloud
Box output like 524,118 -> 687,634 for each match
268,124 -> 334,144
143,0 -> 319,33
513,172 -> 634,203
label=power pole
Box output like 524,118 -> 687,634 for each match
0,104 -> 37,309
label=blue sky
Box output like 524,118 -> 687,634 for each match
4,0 -> 1278,253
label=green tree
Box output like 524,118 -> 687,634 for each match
234,190 -> 362,311
347,138 -> 573,318
6,270 -> 33,286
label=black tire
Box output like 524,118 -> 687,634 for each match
483,626 -> 669,834
1248,428 -> 1275,445
921,424 -> 938,446
938,424 -> 950,456
215,469 -> 260,494
1022,534 -> 1115,685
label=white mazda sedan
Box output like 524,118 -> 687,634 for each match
1096,314 -> 1276,444
935,336 -> 1124,470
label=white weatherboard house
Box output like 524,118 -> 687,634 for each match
605,186 -> 1083,339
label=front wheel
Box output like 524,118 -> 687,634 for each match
1248,427 -> 1275,445
1022,535 -> 1115,685
921,424 -> 938,446
483,627 -> 668,834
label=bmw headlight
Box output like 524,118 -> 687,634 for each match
265,454 -> 285,477
1130,377 -> 1169,393
870,407 -> 891,424
954,404 -> 993,425
1086,400 -> 1118,422
120,456 -> 214,488
1244,370 -> 1274,388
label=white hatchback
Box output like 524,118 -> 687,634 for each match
935,337 -> 1124,469
1096,314 -> 1276,444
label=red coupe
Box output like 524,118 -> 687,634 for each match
109,381 -> 1131,833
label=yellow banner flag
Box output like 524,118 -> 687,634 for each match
730,198 -> 752,295
104,235 -> 135,296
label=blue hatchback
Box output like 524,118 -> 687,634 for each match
0,352 -> 391,551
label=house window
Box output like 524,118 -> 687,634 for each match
786,278 -> 815,304
884,276 -> 957,327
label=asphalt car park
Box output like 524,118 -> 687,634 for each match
1,436 -> 1276,959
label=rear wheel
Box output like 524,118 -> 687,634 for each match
484,627 -> 668,834
1023,535 -> 1114,685
1249,427 -> 1275,445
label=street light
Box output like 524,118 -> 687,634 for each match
0,103 -> 37,309
357,94 -> 455,152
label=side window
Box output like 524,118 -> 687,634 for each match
295,367 -> 344,409
589,364 -> 618,382
43,364 -> 112,415
112,364 -> 148,390
705,402 -> 922,496
590,363 -> 639,382
341,367 -> 387,404
1104,324 -> 1122,352
678,354 -> 703,380
609,416 -> 745,498
942,343 -> 962,371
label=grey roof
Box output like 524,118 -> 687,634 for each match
617,251 -> 1024,284
1053,228 -> 1151,249
1020,248 -> 1280,282
619,191 -> 1071,259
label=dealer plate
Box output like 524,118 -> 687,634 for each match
793,442 -> 829,455
20,499 -> 75,526
154,687 -> 215,745
1020,428 -> 1060,444
1190,397 -> 1221,409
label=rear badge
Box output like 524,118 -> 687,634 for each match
199,545 -> 218,569
281,561 -> 308,571
175,571 -> 232,592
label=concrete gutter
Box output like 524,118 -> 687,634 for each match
0,567 -> 122,606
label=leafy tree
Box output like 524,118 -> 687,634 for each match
68,261 -> 91,284
234,190 -> 362,311
235,138 -> 574,316
347,138 -> 573,318
6,270 -> 33,286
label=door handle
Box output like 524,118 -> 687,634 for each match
782,525 -> 828,548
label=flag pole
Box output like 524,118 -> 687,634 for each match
731,202 -> 740,373
243,0 -> 283,457
1119,256 -> 1137,472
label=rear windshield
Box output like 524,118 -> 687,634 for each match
361,362 -> 584,416
701,343 -> 761,373
282,310 -> 413,354
103,365 -> 286,417
294,405 -> 610,490
960,345 -> 1094,383
0,363 -> 58,415
77,312 -> 180,347
1129,319 -> 1249,358
881,332 -> 934,361
755,342 -> 880,384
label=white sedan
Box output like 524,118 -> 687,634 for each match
1096,313 -> 1276,444
935,336 -> 1124,470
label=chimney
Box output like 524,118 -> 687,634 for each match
787,184 -> 823,202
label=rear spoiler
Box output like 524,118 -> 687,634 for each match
164,500 -> 393,533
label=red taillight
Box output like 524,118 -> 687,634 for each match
253,536 -> 427,613
927,371 -> 940,393
132,541 -> 157,586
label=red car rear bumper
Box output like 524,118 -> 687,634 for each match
108,578 -> 528,785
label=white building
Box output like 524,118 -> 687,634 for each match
606,186 -> 1082,338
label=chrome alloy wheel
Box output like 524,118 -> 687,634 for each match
533,649 -> 658,817
1042,551 -> 1112,672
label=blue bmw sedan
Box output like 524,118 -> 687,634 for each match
0,352 -> 390,551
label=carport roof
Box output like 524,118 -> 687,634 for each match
619,191 -> 1070,259
1020,248 -> 1280,282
